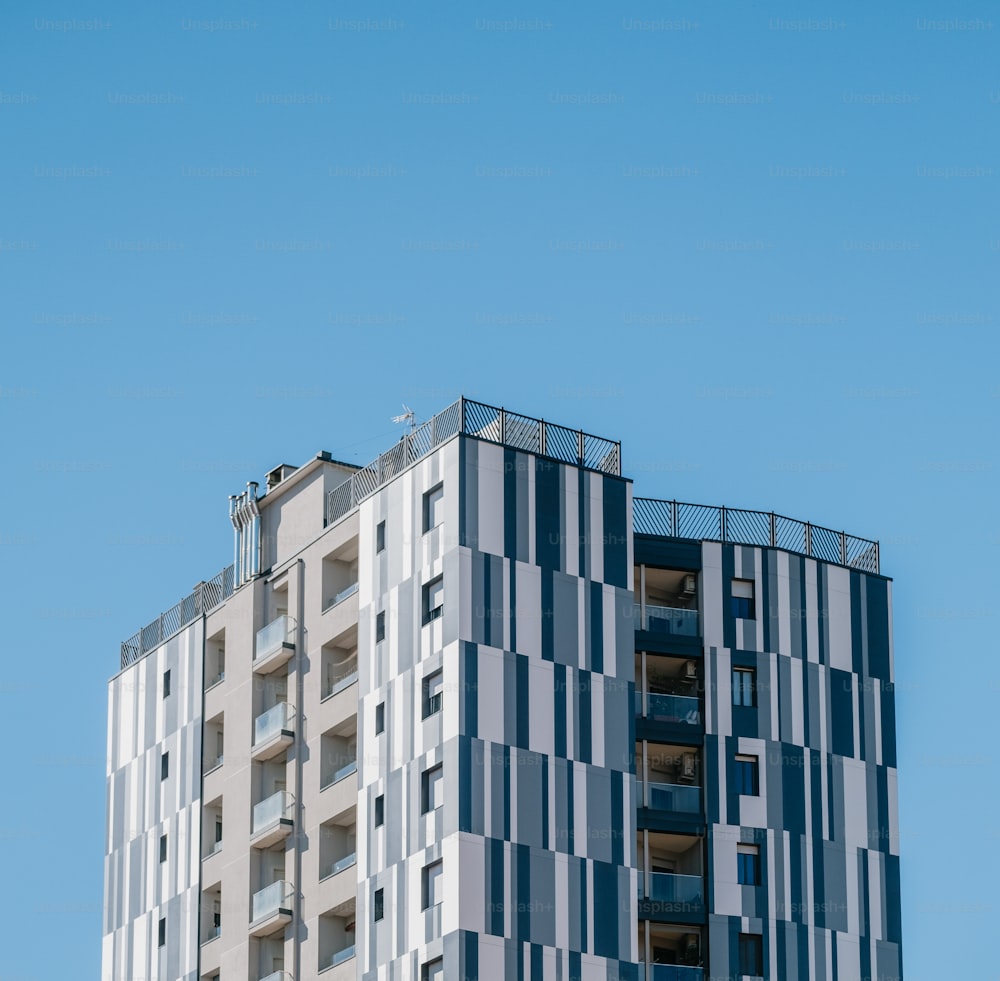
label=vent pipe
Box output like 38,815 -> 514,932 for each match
229,483 -> 261,588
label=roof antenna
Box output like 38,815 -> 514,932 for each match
391,404 -> 416,437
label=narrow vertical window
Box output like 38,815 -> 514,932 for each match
159,834 -> 167,863
731,579 -> 755,619
374,887 -> 384,921
376,520 -> 386,553
375,701 -> 385,735
163,669 -> 171,698
375,611 -> 386,643
423,483 -> 444,532
160,752 -> 169,781
374,794 -> 384,828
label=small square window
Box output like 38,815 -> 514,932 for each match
160,752 -> 169,781
422,958 -> 444,981
422,576 -> 444,624
422,670 -> 443,719
423,483 -> 444,533
737,844 -> 760,885
157,917 -> 166,948
735,754 -> 759,796
732,579 -> 755,619
422,859 -> 443,910
374,887 -> 384,921
376,520 -> 386,553
375,702 -> 385,735
738,933 -> 763,976
159,834 -> 167,863
421,763 -> 443,814
733,667 -> 756,707
162,669 -> 171,698
374,794 -> 384,828
375,610 -> 386,643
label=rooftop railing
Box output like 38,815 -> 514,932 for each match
633,497 -> 879,574
325,397 -> 622,527
120,564 -> 234,669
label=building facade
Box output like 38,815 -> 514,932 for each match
102,398 -> 902,981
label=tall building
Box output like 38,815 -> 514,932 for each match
102,397 -> 902,981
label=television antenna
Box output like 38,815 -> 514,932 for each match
391,404 -> 416,435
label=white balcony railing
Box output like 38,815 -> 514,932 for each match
251,879 -> 293,922
254,702 -> 294,745
255,615 -> 294,661
252,791 -> 294,836
328,944 -> 356,968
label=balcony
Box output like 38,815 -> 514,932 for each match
322,851 -> 357,880
251,791 -> 294,848
646,967 -> 704,981
636,603 -> 699,637
322,758 -> 357,791
645,781 -> 701,814
640,871 -> 704,906
635,692 -> 701,726
252,702 -> 295,761
254,615 -> 295,674
325,581 -> 359,611
249,879 -> 293,937
322,659 -> 358,701
326,944 -> 356,969
259,973 -> 293,981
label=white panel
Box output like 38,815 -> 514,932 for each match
836,923 -> 862,981
590,673 -> 605,769
573,761 -> 587,857
701,542 -> 725,649
842,760 -> 868,849
477,650 -> 505,744
529,660 -> 556,758
602,586 -> 618,680
564,465 -> 580,579
587,472 -> 603,585
776,551 -> 790,654
827,565 -> 853,671
477,442 -> 505,557
515,562 -> 542,660
886,768 -> 899,856
790,657 -> 804,745
868,850 -> 883,941
554,854 -> 569,948
805,559 -> 820,663
712,827 -> 740,915
577,577 -> 587,672
845,844 -> 860,936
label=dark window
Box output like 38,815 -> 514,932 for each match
160,752 -> 169,780
163,670 -> 171,698
374,794 -> 384,828
737,845 -> 760,885
159,834 -> 167,863
732,579 -> 755,619
422,958 -> 444,981
422,576 -> 444,624
375,702 -> 385,735
423,484 -> 444,532
374,887 -> 384,921
733,667 -> 756,707
735,755 -> 759,796
738,933 -> 763,975
422,860 -> 443,909
422,670 -> 443,718
376,520 -> 386,553
421,764 -> 443,814
157,917 -> 166,948
375,610 -> 385,643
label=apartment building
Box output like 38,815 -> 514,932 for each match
102,397 -> 902,981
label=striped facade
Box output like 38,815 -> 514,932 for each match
103,404 -> 902,981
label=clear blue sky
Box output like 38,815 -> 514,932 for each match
2,1 -> 997,977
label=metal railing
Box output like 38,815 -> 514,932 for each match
325,397 -> 622,527
120,564 -> 235,669
633,497 -> 879,574
634,603 -> 699,636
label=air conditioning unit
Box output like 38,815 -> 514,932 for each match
681,753 -> 697,780
684,660 -> 698,680
679,574 -> 696,597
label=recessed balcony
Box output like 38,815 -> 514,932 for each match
252,702 -> 295,761
254,615 -> 295,674
258,972 -> 293,981
322,851 -> 357,880
635,603 -> 699,637
251,791 -> 295,848
321,758 -> 357,791
324,580 -> 358,612
249,879 -> 293,937
635,692 -> 701,726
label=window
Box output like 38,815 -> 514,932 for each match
422,576 -> 444,624
735,754 -> 759,796
376,520 -> 386,553
422,958 -> 444,981
159,834 -> 167,863
375,702 -> 385,735
737,844 -> 760,885
163,669 -> 171,698
374,794 -> 384,828
373,887 -> 384,921
375,610 -> 385,643
733,667 -> 756,707
421,764 -> 443,813
732,579 -> 755,619
422,670 -> 443,718
157,917 -> 166,948
738,933 -> 763,976
422,860 -> 443,909
160,752 -> 169,781
423,483 -> 444,532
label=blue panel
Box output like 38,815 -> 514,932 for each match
782,744 -> 806,836
463,930 -> 478,980
541,756 -> 549,850
851,573 -> 865,677
578,668 -> 592,765
554,663 -> 567,758
464,642 -> 478,739
541,570 -> 554,662
459,736 -> 472,833
517,842 -> 530,939
504,447 -> 519,561
502,744 -> 511,841
592,860 -> 619,958
829,668 -> 855,758
483,552 -> 493,648
535,458 -> 561,570
516,654 -> 529,749
866,576 -> 891,681
602,475 -> 628,588
508,558 -> 517,653
884,853 -> 902,944
590,580 -> 604,675
610,769 -> 624,866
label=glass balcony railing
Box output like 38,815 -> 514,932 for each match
252,791 -> 294,835
258,971 -> 293,981
251,879 -> 293,922
326,759 -> 357,787
635,603 -> 699,636
255,615 -> 294,660
638,871 -> 704,906
323,663 -> 358,699
323,851 -> 357,879
635,691 -> 701,725
329,944 -> 356,968
645,780 -> 701,813
648,966 -> 704,981
327,581 -> 359,608
254,702 -> 293,745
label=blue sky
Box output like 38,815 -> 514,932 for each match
2,1 -> 997,977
